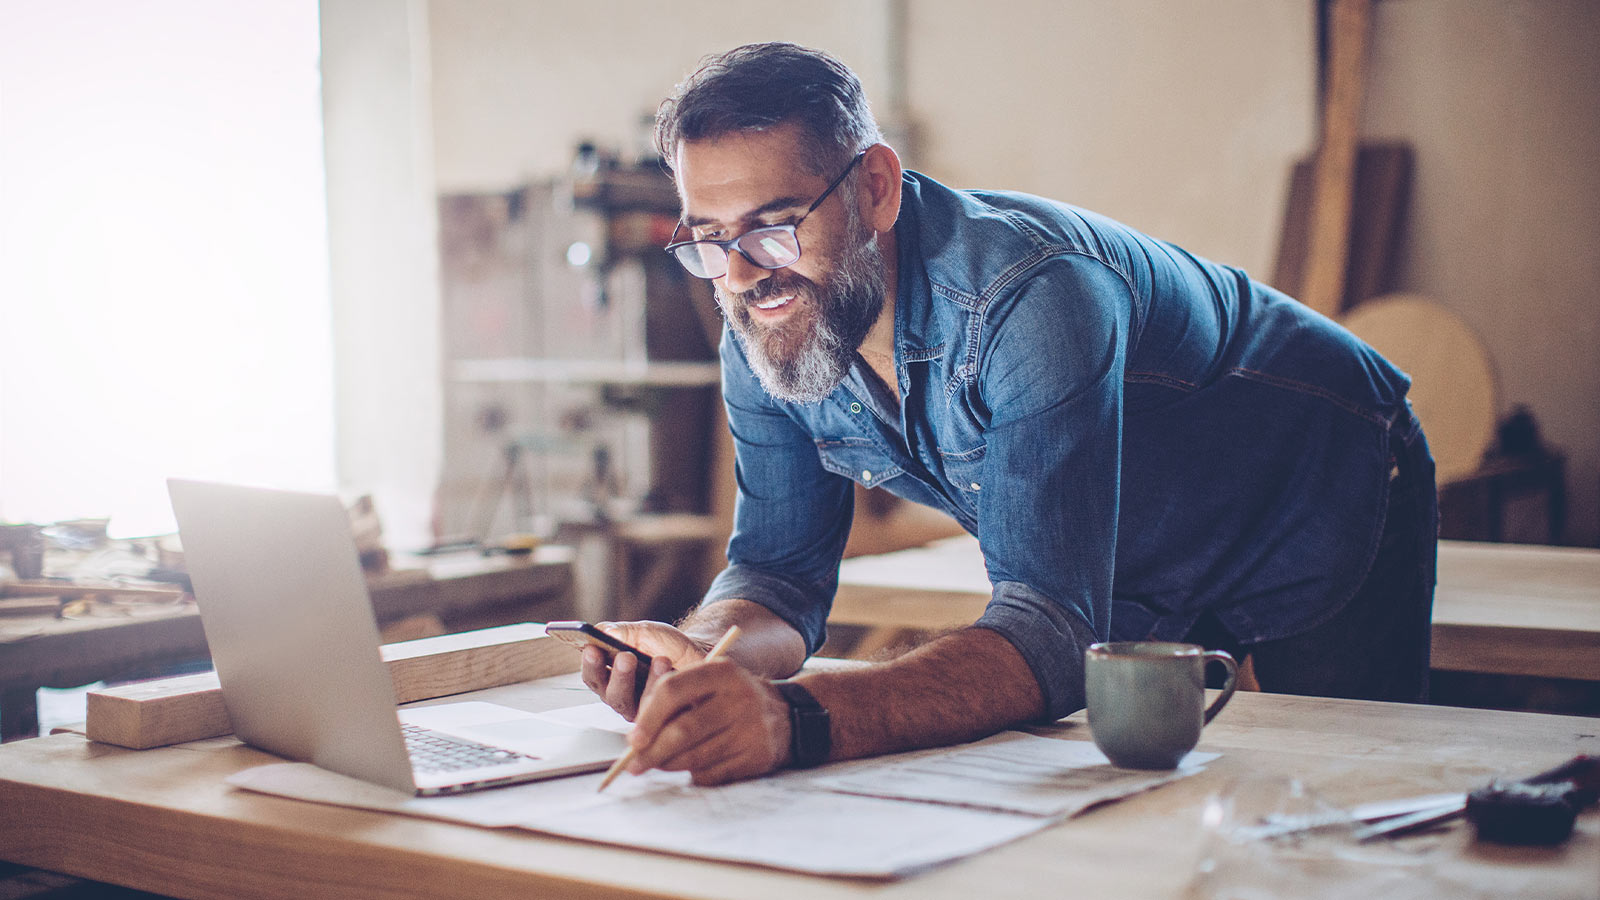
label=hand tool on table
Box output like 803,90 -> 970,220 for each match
1353,754 -> 1599,845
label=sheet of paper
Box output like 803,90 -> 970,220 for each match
516,768 -> 1051,877
810,731 -> 1216,817
227,730 -> 1217,878
227,763 -> 1049,878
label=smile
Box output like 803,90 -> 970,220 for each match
753,294 -> 793,311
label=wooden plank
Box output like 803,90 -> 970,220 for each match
1271,153 -> 1315,297
829,537 -> 988,656
1274,142 -> 1413,311
1436,540 -> 1600,615
1341,142 -> 1413,310
83,625 -> 580,749
1430,622 -> 1600,680
827,583 -> 985,632
1298,0 -> 1372,317
83,671 -> 228,750
1,581 -> 187,599
382,624 -> 577,703
0,596 -> 63,617
1431,540 -> 1600,680
362,548 -> 576,623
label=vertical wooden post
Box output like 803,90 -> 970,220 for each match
1300,0 -> 1373,317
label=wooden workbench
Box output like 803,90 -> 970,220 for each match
1429,540 -> 1600,680
0,546 -> 575,740
832,537 -> 1600,683
0,672 -> 1594,899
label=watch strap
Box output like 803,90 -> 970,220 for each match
773,679 -> 831,768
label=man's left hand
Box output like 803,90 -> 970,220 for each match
624,658 -> 792,785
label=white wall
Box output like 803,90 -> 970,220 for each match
428,0 -> 895,191
426,0 -> 1309,278
321,0 -> 444,550
905,0 -> 1313,278
1364,0 -> 1600,545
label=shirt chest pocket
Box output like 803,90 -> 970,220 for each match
939,444 -> 987,501
815,438 -> 903,489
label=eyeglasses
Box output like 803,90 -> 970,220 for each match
664,151 -> 866,280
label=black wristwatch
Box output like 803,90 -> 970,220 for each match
772,680 -> 831,768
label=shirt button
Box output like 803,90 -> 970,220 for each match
970,482 -> 981,491
850,402 -> 862,414
862,470 -> 873,482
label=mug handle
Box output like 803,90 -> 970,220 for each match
1201,650 -> 1239,724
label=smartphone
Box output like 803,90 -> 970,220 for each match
545,621 -> 653,700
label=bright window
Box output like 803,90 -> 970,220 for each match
0,0 -> 334,537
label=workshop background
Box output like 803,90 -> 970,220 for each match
3,1 -> 1596,620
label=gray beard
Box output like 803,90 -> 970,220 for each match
717,222 -> 887,405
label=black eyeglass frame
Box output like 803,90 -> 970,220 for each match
663,150 -> 868,280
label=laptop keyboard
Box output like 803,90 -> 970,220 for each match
402,723 -> 533,773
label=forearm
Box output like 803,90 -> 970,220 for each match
797,626 -> 1046,760
678,598 -> 808,679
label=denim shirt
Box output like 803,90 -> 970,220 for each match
704,170 -> 1413,720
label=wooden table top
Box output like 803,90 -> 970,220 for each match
833,538 -> 1600,682
0,675 -> 1595,899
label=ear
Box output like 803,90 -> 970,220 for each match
855,143 -> 903,234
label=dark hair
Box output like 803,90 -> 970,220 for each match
654,42 -> 883,176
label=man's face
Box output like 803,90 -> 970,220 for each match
675,124 -> 886,404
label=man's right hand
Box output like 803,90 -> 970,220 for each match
579,621 -> 710,720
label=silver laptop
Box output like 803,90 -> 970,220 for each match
167,477 -> 628,795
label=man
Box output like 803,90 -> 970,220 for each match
580,42 -> 1437,786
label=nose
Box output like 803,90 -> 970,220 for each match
721,249 -> 771,295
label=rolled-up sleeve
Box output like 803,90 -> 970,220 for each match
704,563 -> 833,654
976,580 -> 1100,719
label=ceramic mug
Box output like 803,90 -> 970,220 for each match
1085,641 -> 1238,769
